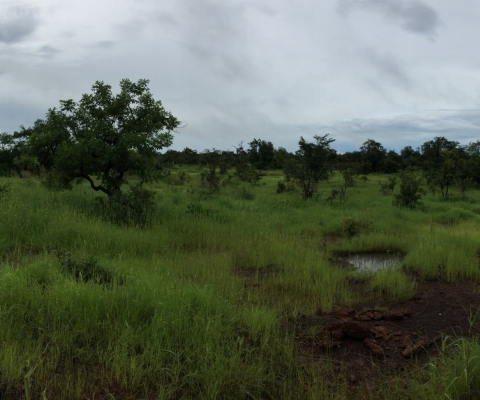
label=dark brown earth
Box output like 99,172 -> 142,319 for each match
290,280 -> 480,391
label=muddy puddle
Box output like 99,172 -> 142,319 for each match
336,252 -> 403,272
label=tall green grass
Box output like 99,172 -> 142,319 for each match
0,171 -> 479,398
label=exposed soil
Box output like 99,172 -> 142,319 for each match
290,280 -> 480,392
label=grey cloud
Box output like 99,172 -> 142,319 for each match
302,110 -> 480,152
38,45 -> 60,55
176,0 -> 257,83
0,5 -> 39,44
365,49 -> 411,88
338,0 -> 441,37
96,41 -> 116,48
154,12 -> 178,26
0,99 -> 44,133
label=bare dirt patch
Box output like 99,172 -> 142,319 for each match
290,281 -> 480,389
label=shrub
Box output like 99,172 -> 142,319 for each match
326,189 -> 339,204
235,164 -> 263,186
186,203 -> 207,216
0,183 -> 10,201
393,171 -> 425,209
341,169 -> 357,187
237,187 -> 255,200
379,176 -> 397,195
338,218 -> 372,238
163,171 -> 188,186
276,181 -> 287,194
276,180 -> 295,194
95,184 -> 156,227
57,252 -> 118,285
201,165 -> 221,192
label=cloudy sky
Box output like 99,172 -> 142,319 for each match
1,0 -> 479,153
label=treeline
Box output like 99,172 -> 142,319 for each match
158,137 -> 480,183
2,121 -> 480,187
1,78 -> 479,208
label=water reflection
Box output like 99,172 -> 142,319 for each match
338,253 -> 403,272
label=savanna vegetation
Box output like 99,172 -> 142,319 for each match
0,80 -> 480,399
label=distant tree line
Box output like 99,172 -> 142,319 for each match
2,122 -> 480,187
1,79 -> 479,204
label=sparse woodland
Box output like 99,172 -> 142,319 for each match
0,81 -> 480,399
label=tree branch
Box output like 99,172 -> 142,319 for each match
81,174 -> 112,197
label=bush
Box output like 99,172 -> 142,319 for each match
237,187 -> 255,200
57,252 -> 119,285
338,218 -> 372,238
201,166 -> 222,192
186,203 -> 207,216
0,183 -> 10,201
235,164 -> 263,186
95,184 -> 156,227
326,189 -> 339,204
379,176 -> 397,195
163,171 -> 188,186
276,181 -> 287,194
276,180 -> 295,194
393,171 -> 425,209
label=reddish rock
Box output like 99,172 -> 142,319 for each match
371,325 -> 391,340
364,339 -> 385,357
402,338 -> 430,358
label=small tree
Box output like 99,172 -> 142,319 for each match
200,149 -> 226,192
393,171 -> 424,209
379,176 -> 397,195
24,79 -> 179,197
284,134 -> 336,200
234,142 -> 263,186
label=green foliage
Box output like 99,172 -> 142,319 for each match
234,142 -> 264,186
0,182 -> 10,201
57,252 -> 117,285
393,171 -> 425,209
276,180 -> 287,194
200,149 -> 227,192
247,138 -> 275,169
338,217 -> 372,238
283,134 -> 336,200
328,169 -> 356,204
326,188 -> 339,204
360,139 -> 386,173
235,164 -> 263,186
370,269 -> 417,302
276,180 -> 295,194
426,149 -> 463,199
24,79 -> 179,197
201,165 -> 221,192
1,172 -> 480,398
236,187 -> 255,200
341,169 -> 356,187
379,176 -> 397,194
163,170 -> 188,186
95,184 -> 156,227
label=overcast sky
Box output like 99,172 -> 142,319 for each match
1,0 -> 479,153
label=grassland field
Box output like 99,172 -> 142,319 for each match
0,169 -> 479,399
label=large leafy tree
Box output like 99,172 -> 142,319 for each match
420,136 -> 459,169
247,138 -> 275,169
25,79 -> 179,196
284,134 -> 336,200
359,139 -> 386,173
